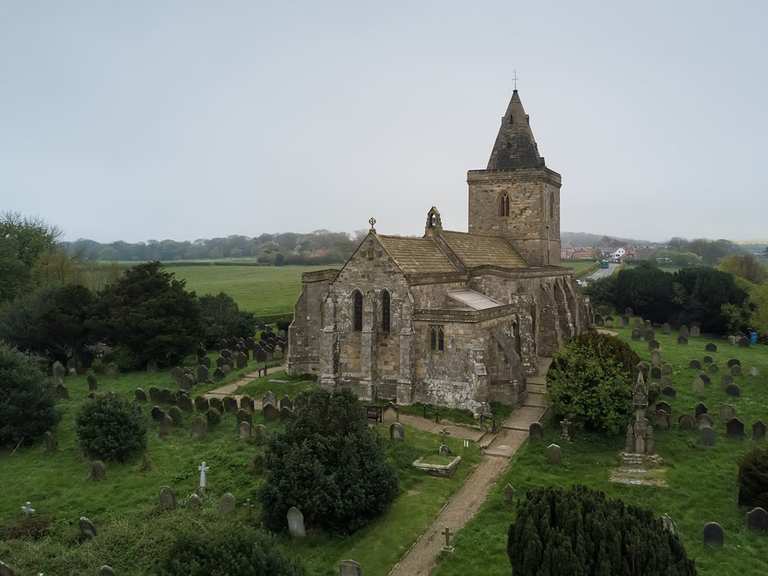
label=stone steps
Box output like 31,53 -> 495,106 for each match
527,383 -> 547,395
524,392 -> 547,408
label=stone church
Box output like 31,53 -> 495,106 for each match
287,90 -> 591,413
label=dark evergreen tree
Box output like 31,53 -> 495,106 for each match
508,487 -> 697,576
738,447 -> 768,509
76,393 -> 147,462
198,292 -> 257,348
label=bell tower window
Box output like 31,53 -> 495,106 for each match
499,193 -> 510,217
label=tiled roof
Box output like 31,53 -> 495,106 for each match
447,289 -> 503,310
378,235 -> 457,274
440,231 -> 527,269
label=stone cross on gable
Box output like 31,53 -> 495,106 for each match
512,69 -> 519,90
368,217 -> 376,231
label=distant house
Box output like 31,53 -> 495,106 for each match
611,247 -> 627,261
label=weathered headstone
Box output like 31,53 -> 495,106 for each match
678,414 -> 696,430
708,363 -> 719,374
697,413 -> 715,429
194,396 -> 210,412
218,492 -> 236,514
655,401 -> 672,415
731,364 -> 742,377
239,421 -> 251,439
503,483 -> 516,504
190,416 -> 208,439
727,358 -> 741,368
263,402 -> 279,421
159,413 -> 173,438
178,395 -> 194,412
262,391 -> 277,407
753,420 -> 767,441
703,355 -> 713,365
677,335 -> 688,345
279,395 -> 294,411
654,411 -> 671,431
87,373 -> 98,391
725,384 -> 741,398
695,402 -> 708,417
631,328 -> 642,341
223,396 -> 238,413
546,443 -> 561,465
159,486 -> 176,510
339,560 -> 362,576
698,373 -> 711,386
253,424 -> 266,444
726,418 -> 746,439
718,404 -> 737,421
529,421 -> 544,442
689,359 -> 702,370
134,388 -> 147,402
705,342 -> 718,353
240,395 -> 255,412
746,507 -> 768,532
648,339 -> 660,351
187,493 -> 202,509
650,350 -> 662,367
661,385 -> 677,398
196,364 -> 209,383
209,397 -> 223,412
89,460 -> 106,481
679,325 -> 690,339
287,506 -> 306,538
700,425 -> 716,447
650,366 -> 662,380
98,566 -> 115,576
703,522 -> 724,546
45,430 -> 58,453
692,377 -> 705,397
79,516 -> 97,539
662,322 -> 671,335
691,325 -> 701,338
390,422 -> 405,441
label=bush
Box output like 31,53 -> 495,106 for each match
0,343 -> 59,447
547,332 -> 638,434
158,525 -> 304,576
738,447 -> 768,508
260,389 -> 399,534
508,486 -> 697,576
76,394 -> 147,461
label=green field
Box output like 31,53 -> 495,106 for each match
433,324 -> 768,576
167,265 -> 335,319
560,259 -> 598,278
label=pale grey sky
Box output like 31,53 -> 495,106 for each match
1,1 -> 766,243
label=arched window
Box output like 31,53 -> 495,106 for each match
430,325 -> 445,352
381,290 -> 391,333
499,192 -> 510,217
438,326 -> 445,351
352,290 -> 363,332
550,191 -> 555,220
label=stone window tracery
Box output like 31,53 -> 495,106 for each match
499,192 -> 510,217
352,290 -> 363,332
381,290 -> 391,333
430,325 -> 445,352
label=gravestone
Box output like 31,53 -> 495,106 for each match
631,328 -> 642,341
287,506 -> 306,538
726,418 -> 746,439
191,416 -> 208,440
263,403 -> 279,421
196,365 -> 209,383
661,363 -> 673,376
655,401 -> 672,415
52,360 -> 67,380
718,404 -> 736,421
750,367 -> 760,377
158,389 -> 173,404
678,414 -> 696,430
240,395 -> 255,412
45,430 -> 58,453
677,335 -> 688,345
390,422 -> 405,441
262,391 -> 277,407
188,493 -> 202,509
280,406 -> 294,420
679,325 -> 690,339
223,396 -> 238,413
746,507 -> 768,532
159,414 -> 173,438
209,397 -> 223,412
695,403 -> 708,417
731,364 -> 742,376
55,384 -> 69,400
689,359 -> 702,370
148,387 -> 161,403
159,486 -> 176,510
87,373 -> 98,391
654,411 -> 671,431
725,384 -> 741,398
703,355 -> 713,365
691,325 -> 701,338
529,422 -> 544,442
705,343 -> 718,352
134,388 -> 147,402
237,408 -> 252,424
727,358 -> 742,368
239,421 -> 251,440
662,385 -> 677,398
339,560 -> 362,576
703,522 -> 724,546
648,339 -> 660,351
699,373 -> 711,385
89,460 -> 106,481
178,395 -> 194,412
546,443 -> 561,465
692,377 -> 705,397
662,323 -> 671,335
221,365 -> 232,375
650,367 -> 662,380
729,335 -> 738,346
708,363 -> 719,374
697,413 -> 714,429
253,424 -> 266,444
194,396 -> 210,412
79,516 -> 97,539
280,395 -> 294,411
98,567 -> 115,576
721,374 -> 734,388
650,350 -> 662,366
753,421 -> 767,441
700,425 -> 716,447
218,492 -> 236,514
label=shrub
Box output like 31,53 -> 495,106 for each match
158,525 -> 304,576
76,394 -> 147,462
547,332 -> 638,434
260,389 -> 399,534
0,343 -> 59,447
508,486 -> 697,576
738,447 -> 768,508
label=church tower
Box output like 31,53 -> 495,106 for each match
467,90 -> 561,266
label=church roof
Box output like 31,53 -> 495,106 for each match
377,235 -> 456,274
440,230 -> 527,269
447,289 -> 503,310
487,90 -> 545,170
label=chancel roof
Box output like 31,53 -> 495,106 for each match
377,235 -> 456,274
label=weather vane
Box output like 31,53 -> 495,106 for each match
512,69 -> 518,90
369,217 -> 376,231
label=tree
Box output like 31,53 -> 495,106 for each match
0,285 -> 95,364
199,292 -> 257,348
260,389 -> 399,534
738,447 -> 768,509
612,263 -> 676,323
719,254 -> 767,284
159,526 -> 304,576
673,267 -> 749,334
547,332 -> 639,434
508,486 -> 697,576
0,343 -> 59,447
76,394 -> 147,462
90,262 -> 202,369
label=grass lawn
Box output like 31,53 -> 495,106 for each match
560,260 -> 598,277
167,264 -> 335,318
433,323 -> 768,576
234,370 -> 316,399
0,363 -> 481,575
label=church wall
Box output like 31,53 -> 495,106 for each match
287,270 -> 337,376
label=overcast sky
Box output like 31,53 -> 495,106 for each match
1,1 -> 766,243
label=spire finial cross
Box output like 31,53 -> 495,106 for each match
368,217 -> 377,231
512,69 -> 518,91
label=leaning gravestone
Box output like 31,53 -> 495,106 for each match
726,418 -> 746,439
159,486 -> 176,510
339,560 -> 362,576
662,385 -> 677,398
703,522 -> 724,546
390,422 -> 405,441
287,506 -> 306,538
705,342 -> 718,353
239,421 -> 251,440
678,414 -> 696,430
725,384 -> 742,398
700,425 -> 716,447
753,421 -> 767,441
79,516 -> 97,539
719,405 -> 737,421
218,492 -> 236,514
89,460 -> 106,481
746,507 -> 768,532
529,422 -> 544,442
546,443 -> 561,465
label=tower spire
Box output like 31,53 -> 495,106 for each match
486,89 -> 544,171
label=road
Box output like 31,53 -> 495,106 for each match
584,262 -> 619,281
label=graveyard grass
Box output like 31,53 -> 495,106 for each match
234,370 -> 315,399
168,264 -> 334,318
0,359 -> 481,575
433,324 -> 768,576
